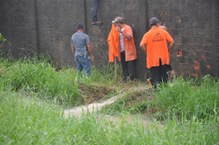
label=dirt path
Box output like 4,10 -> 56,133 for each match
64,95 -> 119,118
63,85 -> 158,127
64,85 -> 151,118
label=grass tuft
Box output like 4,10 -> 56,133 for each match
148,77 -> 219,121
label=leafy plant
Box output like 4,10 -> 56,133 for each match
0,33 -> 6,43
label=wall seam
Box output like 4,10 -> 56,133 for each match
34,0 -> 40,57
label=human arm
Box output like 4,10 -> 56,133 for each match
85,35 -> 94,63
71,43 -> 76,66
71,43 -> 75,55
116,25 -> 132,40
140,43 -> 146,52
140,34 -> 147,52
87,43 -> 94,62
120,28 -> 132,40
168,41 -> 174,53
166,32 -> 174,54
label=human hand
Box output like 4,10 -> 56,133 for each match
115,26 -> 121,32
90,55 -> 94,63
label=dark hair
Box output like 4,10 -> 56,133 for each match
150,23 -> 158,26
118,21 -> 124,24
76,22 -> 84,30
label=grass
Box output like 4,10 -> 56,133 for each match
0,57 -> 13,75
0,57 -> 116,106
0,91 -> 218,145
0,60 -> 80,105
0,57 -> 218,144
101,88 -> 152,115
148,76 -> 219,121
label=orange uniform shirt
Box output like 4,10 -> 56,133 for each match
122,24 -> 137,61
140,27 -> 174,69
107,24 -> 137,62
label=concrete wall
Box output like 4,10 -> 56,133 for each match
148,0 -> 219,77
0,0 -> 218,79
0,0 -> 37,57
86,0 -> 148,79
36,0 -> 84,66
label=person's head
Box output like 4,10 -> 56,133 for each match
112,16 -> 125,27
160,25 -> 168,31
149,17 -> 160,27
76,22 -> 84,31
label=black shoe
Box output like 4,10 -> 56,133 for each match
91,21 -> 103,25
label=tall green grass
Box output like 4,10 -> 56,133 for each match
101,89 -> 150,115
90,63 -> 123,83
0,60 -> 83,105
0,57 -> 218,144
149,76 -> 219,121
0,91 -> 218,145
0,57 -> 117,106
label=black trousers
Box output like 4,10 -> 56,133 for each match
120,51 -> 136,81
149,59 -> 169,88
91,0 -> 99,22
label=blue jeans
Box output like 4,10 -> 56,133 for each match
75,55 -> 91,76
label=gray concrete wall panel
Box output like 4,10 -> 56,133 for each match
36,0 -> 84,67
0,0 -> 37,58
0,0 -> 218,78
86,0 -> 147,79
148,0 -> 218,77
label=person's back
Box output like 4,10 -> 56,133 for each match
145,27 -> 171,68
71,31 -> 89,57
71,22 -> 94,76
140,17 -> 174,88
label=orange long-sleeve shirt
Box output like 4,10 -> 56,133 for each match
122,24 -> 137,61
108,24 -> 137,62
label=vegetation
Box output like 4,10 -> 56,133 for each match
0,57 -> 218,145
150,76 -> 219,121
0,57 -> 116,106
0,33 -> 8,55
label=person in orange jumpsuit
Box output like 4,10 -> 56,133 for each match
140,17 -> 174,88
109,16 -> 137,81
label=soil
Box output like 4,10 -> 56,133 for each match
64,84 -> 156,127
